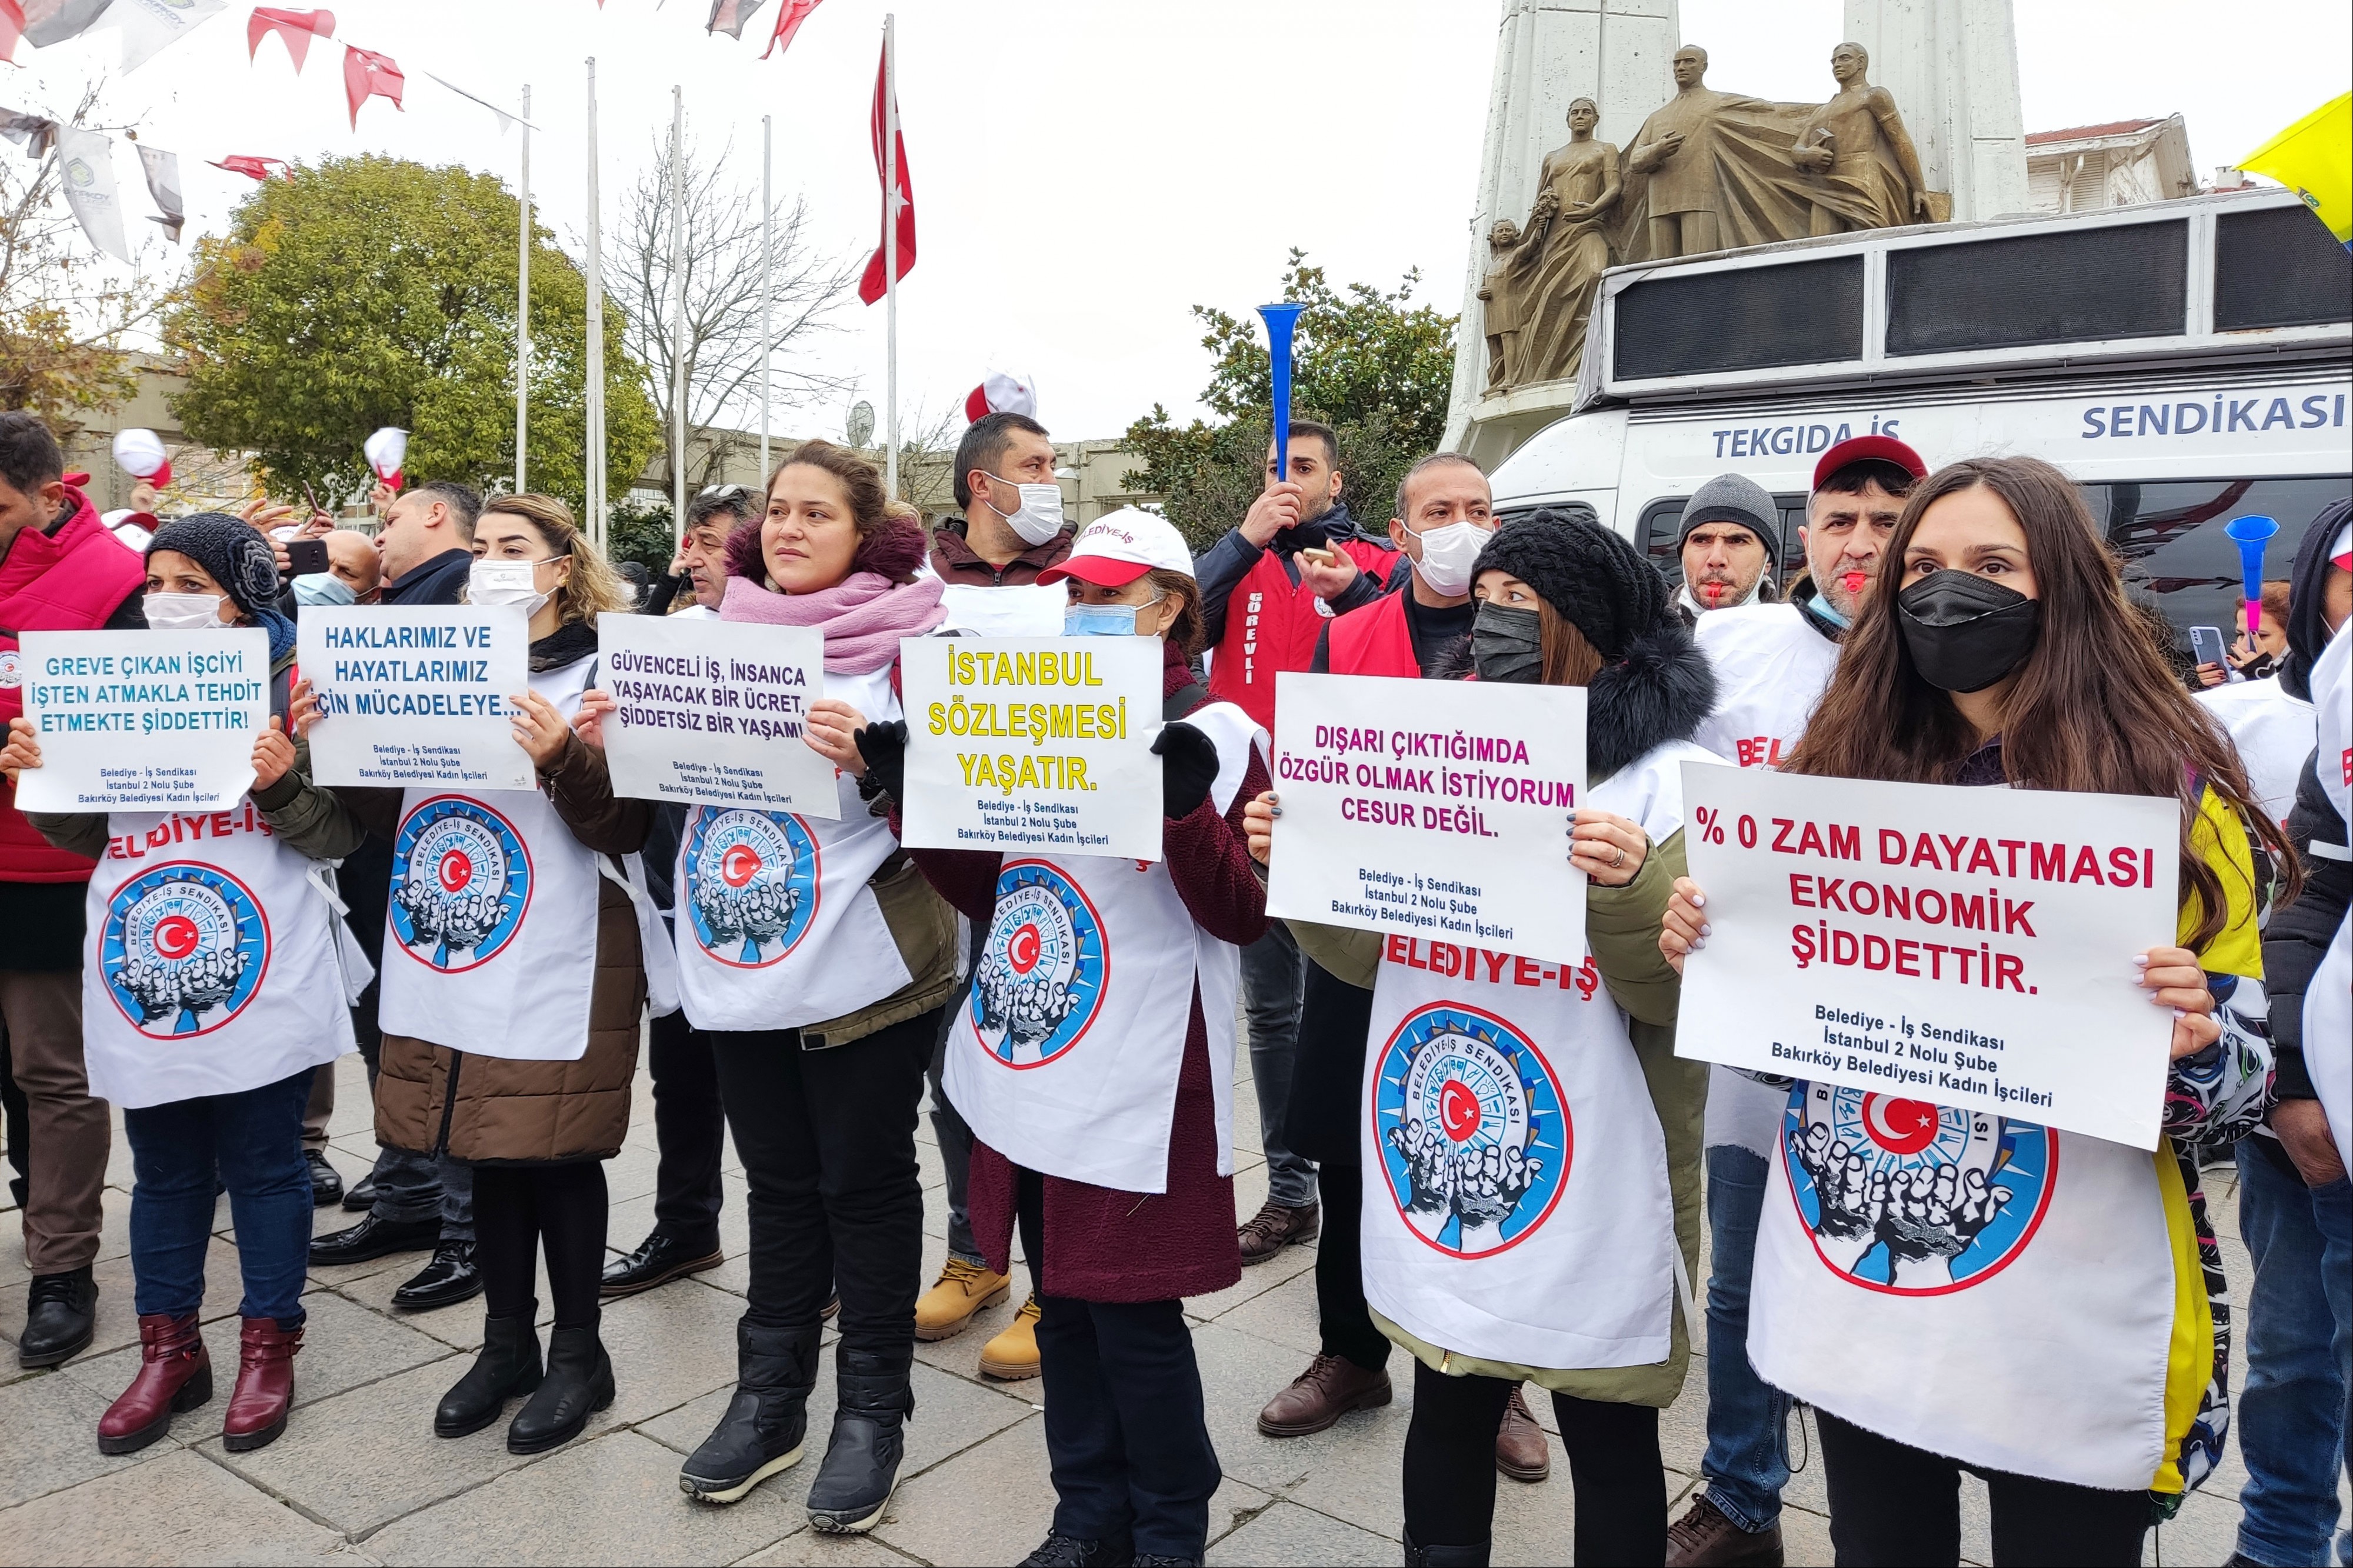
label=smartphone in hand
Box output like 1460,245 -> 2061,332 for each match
2188,625 -> 2228,668
286,538 -> 330,576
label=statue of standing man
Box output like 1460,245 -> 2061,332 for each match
1628,46 -> 1735,259
1791,43 -> 1941,234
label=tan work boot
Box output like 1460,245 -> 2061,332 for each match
914,1259 -> 1009,1342
978,1295 -> 1042,1380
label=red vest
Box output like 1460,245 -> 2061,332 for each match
1324,589 -> 1422,678
1,489 -> 146,883
1207,538 -> 1395,730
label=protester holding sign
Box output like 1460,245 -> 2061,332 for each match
1250,511 -> 1721,1567
647,442 -> 956,1536
1662,456 -> 2292,1565
898,509 -> 1269,1568
297,495 -> 654,1459
6,515 -> 364,1456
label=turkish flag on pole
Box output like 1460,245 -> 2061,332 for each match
249,9 -> 335,72
857,40 -> 913,306
762,0 -> 821,59
343,45 -> 405,129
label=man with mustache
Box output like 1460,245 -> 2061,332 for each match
1674,473 -> 1780,624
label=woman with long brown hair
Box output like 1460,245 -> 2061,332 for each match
1662,456 -> 2291,1565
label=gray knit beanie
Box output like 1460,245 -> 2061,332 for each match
1677,472 -> 1779,555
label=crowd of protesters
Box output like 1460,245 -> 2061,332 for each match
1,400 -> 2347,1568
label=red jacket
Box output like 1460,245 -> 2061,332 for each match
1324,588 -> 1421,678
912,643 -> 1271,1302
1,486 -> 146,882
1205,536 -> 1395,732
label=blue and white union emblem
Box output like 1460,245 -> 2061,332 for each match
1374,1003 -> 1570,1258
684,808 -> 820,968
102,862 -> 271,1037
389,796 -> 534,971
971,860 -> 1106,1068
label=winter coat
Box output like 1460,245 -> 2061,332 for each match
912,640 -> 1272,1302
927,516 -> 1075,586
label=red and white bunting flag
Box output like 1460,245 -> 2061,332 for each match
342,44 -> 404,129
211,154 -> 286,180
705,0 -> 764,40
762,0 -> 821,59
248,7 -> 334,71
0,2 -> 25,64
856,39 -> 913,306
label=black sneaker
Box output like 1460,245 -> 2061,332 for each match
303,1150 -> 344,1208
309,1212 -> 439,1267
601,1232 -> 724,1300
1018,1533 -> 1134,1567
16,1265 -> 98,1367
392,1242 -> 484,1310
804,1347 -> 914,1533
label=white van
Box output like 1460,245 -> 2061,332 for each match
1488,187 -> 2352,636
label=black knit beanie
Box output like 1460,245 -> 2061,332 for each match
147,512 -> 282,619
1469,509 -> 1671,659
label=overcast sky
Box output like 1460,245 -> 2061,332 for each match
16,0 -> 2350,445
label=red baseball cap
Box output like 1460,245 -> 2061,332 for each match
1037,508 -> 1194,588
1812,434 -> 1928,493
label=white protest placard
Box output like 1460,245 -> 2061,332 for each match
938,583 -> 1067,638
14,629 -> 268,811
298,606 -> 531,790
595,615 -> 837,815
899,636 -> 1164,861
1676,762 -> 2180,1149
1264,672 -> 1588,964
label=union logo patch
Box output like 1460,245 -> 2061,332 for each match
102,862 -> 271,1037
389,796 -> 534,971
971,859 -> 1106,1068
1782,1082 -> 2057,1295
684,808 -> 820,968
1373,1002 -> 1570,1259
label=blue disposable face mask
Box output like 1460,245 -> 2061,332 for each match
1063,603 -> 1140,638
292,571 -> 356,607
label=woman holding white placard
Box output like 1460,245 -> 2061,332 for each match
298,494 -> 652,1458
1247,511 -> 1724,1567
6,515 -> 363,1457
1662,455 -> 2294,1566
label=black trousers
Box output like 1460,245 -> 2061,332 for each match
646,1009 -> 725,1249
708,1010 -> 936,1360
1016,1169 -> 1220,1560
1315,1161 -> 1389,1372
1404,1360 -> 1667,1564
1816,1410 -> 2149,1567
474,1161 -> 609,1332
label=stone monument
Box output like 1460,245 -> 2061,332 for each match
1842,0 -> 2028,227
1792,42 -> 1940,233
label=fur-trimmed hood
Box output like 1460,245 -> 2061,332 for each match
1441,618 -> 1718,783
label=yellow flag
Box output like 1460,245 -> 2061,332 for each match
2241,92 -> 2352,243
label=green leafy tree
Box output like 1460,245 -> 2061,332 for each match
605,492 -> 676,576
1125,251 -> 1457,549
165,155 -> 661,513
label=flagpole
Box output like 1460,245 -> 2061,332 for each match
515,84 -> 531,495
584,59 -> 605,549
882,12 -> 899,498
760,113 -> 772,482
668,85 -> 688,548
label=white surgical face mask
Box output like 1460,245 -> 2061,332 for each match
989,475 -> 1066,548
1406,520 -> 1494,598
469,559 -> 552,616
143,591 -> 231,630
293,571 -> 356,607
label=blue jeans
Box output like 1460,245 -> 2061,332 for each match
2235,1133 -> 2353,1568
1241,923 -> 1315,1207
123,1067 -> 315,1325
1702,1143 -> 1792,1533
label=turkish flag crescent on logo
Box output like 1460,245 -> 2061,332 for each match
249,9 -> 336,72
343,45 -> 405,129
858,41 -> 914,306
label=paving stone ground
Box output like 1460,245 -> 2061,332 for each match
0,1046 -> 2324,1566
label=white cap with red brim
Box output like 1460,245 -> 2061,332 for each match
2332,522 -> 2351,574
1037,507 -> 1194,589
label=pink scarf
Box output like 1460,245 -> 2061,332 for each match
721,570 -> 946,673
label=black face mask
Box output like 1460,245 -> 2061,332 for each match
1471,603 -> 1544,683
1897,569 -> 2041,694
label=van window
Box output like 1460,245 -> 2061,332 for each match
2085,475 -> 2345,640
1639,495 -> 1809,587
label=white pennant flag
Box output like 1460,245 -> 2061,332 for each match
136,143 -> 182,241
422,72 -> 539,135
99,0 -> 225,74
24,0 -> 114,47
55,126 -> 131,262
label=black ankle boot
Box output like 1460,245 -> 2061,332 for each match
1402,1530 -> 1491,1567
505,1324 -> 612,1455
434,1309 -> 544,1438
805,1346 -> 915,1533
678,1320 -> 821,1504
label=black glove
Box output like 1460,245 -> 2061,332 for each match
854,719 -> 908,804
1154,720 -> 1219,821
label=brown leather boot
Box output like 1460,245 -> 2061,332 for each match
1665,1494 -> 1784,1567
222,1316 -> 302,1453
1237,1199 -> 1319,1265
98,1313 -> 212,1455
1256,1352 -> 1392,1437
1495,1383 -> 1550,1482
